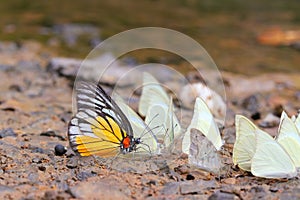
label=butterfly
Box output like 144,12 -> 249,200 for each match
138,72 -> 181,151
181,97 -> 224,174
233,112 -> 300,178
251,126 -> 297,179
68,82 -> 157,158
182,97 -> 224,155
291,110 -> 300,133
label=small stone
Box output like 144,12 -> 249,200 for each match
251,112 -> 261,120
31,146 -> 45,154
70,181 -> 127,199
9,84 -> 22,92
43,191 -> 58,200
161,182 -> 180,195
222,178 -> 236,185
208,190 -> 239,200
259,113 -> 280,128
241,95 -> 259,112
0,128 -> 17,138
174,164 -> 189,174
32,157 -> 42,164
66,157 -> 78,169
188,169 -> 211,180
222,127 -> 236,144
46,57 -> 81,78
186,174 -> 195,180
280,187 -> 300,199
76,171 -> 96,181
180,180 -> 218,195
38,166 -> 46,172
54,144 -> 67,156
273,104 -> 284,117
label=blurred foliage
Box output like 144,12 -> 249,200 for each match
0,0 -> 299,74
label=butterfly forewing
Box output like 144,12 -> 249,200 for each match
76,82 -> 133,137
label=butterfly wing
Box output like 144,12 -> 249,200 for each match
188,129 -> 223,174
113,94 -> 158,154
140,72 -> 181,147
277,111 -> 300,167
138,72 -> 170,117
68,82 -> 133,157
144,98 -> 181,142
278,111 -> 299,137
233,115 -> 273,171
294,113 -> 300,133
251,131 -> 297,179
182,97 -> 223,155
233,115 -> 256,171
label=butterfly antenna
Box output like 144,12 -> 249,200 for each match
139,113 -> 160,137
138,143 -> 152,155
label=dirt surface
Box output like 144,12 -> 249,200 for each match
0,41 -> 299,199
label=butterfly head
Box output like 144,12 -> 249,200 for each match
120,136 -> 141,154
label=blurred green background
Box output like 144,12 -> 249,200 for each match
0,0 -> 299,75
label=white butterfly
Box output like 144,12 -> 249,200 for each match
182,97 -> 224,154
113,93 -> 159,155
233,113 -> 299,178
233,115 -> 264,171
291,110 -> 300,133
182,97 -> 224,174
138,72 -> 181,149
276,111 -> 300,167
251,128 -> 297,179
188,129 -> 223,174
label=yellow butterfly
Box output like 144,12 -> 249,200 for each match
68,82 -> 156,157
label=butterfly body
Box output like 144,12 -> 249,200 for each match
120,135 -> 141,154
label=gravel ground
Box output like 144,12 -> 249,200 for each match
0,41 -> 300,199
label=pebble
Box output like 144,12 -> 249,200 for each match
241,94 -> 260,114
251,112 -> 261,120
46,57 -> 81,78
76,171 -> 96,181
259,113 -> 280,128
187,169 -> 211,180
222,178 -> 236,185
52,23 -> 100,47
280,187 -> 300,199
208,190 -> 239,200
30,146 -> 45,154
222,127 -> 236,144
161,182 -> 180,195
38,165 -> 46,172
54,144 -> 67,156
180,180 -> 218,195
66,157 -> 78,169
0,128 -> 17,138
186,174 -> 195,180
32,157 -> 42,164
69,181 -> 128,200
